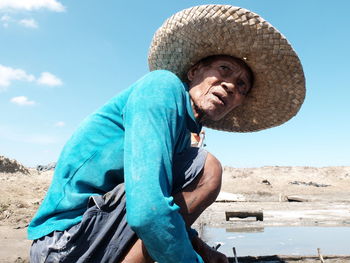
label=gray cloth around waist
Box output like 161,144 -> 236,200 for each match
30,183 -> 135,263
30,147 -> 208,263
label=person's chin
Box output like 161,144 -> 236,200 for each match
205,111 -> 225,121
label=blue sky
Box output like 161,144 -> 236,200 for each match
0,0 -> 349,168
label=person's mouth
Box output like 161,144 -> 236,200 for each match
212,91 -> 226,106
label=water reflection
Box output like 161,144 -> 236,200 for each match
226,227 -> 264,233
201,227 -> 350,257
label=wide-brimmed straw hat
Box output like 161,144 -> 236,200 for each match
148,5 -> 306,132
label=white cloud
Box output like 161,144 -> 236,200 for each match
0,64 -> 35,91
0,0 -> 65,12
1,15 -> 11,21
0,15 -> 11,28
1,14 -> 11,27
54,121 -> 65,127
0,64 -> 63,90
1,15 -> 39,29
19,18 -> 38,28
10,96 -> 36,106
37,72 -> 62,86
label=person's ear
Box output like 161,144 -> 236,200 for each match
187,64 -> 199,82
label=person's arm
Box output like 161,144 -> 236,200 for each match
123,71 -> 203,263
191,235 -> 229,263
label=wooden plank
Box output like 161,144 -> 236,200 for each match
225,211 -> 263,221
286,195 -> 309,202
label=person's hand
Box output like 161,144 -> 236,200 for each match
191,235 -> 229,263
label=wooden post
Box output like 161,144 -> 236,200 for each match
232,247 -> 238,263
214,243 -> 221,250
317,248 -> 325,263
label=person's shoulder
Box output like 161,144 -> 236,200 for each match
132,70 -> 186,99
146,69 -> 180,80
139,70 -> 183,88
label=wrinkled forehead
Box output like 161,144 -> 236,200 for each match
197,55 -> 254,84
213,56 -> 248,70
199,55 -> 247,69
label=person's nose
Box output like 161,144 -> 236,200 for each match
221,81 -> 235,95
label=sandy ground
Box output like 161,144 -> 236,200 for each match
1,165 -> 350,262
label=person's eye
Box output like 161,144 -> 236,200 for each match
237,79 -> 245,87
219,65 -> 232,77
219,65 -> 230,71
237,79 -> 249,95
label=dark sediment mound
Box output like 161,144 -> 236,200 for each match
0,155 -> 29,174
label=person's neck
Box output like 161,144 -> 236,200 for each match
191,99 -> 205,123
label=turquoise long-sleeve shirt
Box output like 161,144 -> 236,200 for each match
28,70 -> 204,263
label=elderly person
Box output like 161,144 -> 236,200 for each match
28,5 -> 305,263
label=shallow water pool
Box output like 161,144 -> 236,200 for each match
201,226 -> 350,257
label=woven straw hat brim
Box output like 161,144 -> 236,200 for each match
148,5 -> 306,132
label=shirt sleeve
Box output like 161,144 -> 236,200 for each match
123,71 -> 203,263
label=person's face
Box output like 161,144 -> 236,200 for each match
188,56 -> 252,122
